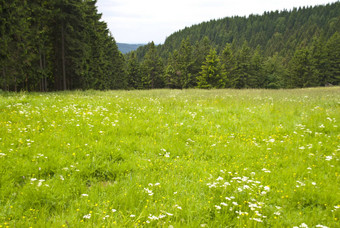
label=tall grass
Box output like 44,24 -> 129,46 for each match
0,88 -> 339,227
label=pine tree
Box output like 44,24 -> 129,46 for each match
141,42 -> 164,89
127,52 -> 141,89
197,48 -> 224,88
289,48 -> 315,88
220,43 -> 235,88
233,41 -> 252,88
325,32 -> 340,85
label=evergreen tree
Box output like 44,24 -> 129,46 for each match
197,48 -> 224,88
233,41 -> 252,88
262,53 -> 286,88
126,52 -> 141,89
325,32 -> 340,85
249,46 -> 264,88
220,43 -> 235,88
289,48 -> 315,88
141,42 -> 164,89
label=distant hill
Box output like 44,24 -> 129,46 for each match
117,43 -> 145,54
135,2 -> 340,60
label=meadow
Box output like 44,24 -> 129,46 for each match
0,88 -> 339,227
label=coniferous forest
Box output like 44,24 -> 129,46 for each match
1,1 -> 340,91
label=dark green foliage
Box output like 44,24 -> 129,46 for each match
126,52 -> 142,89
0,0 -> 124,91
1,1 -> 340,91
133,2 -> 340,89
141,42 -> 164,89
197,48 -> 224,89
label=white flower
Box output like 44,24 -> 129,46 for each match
311,182 -> 316,186
174,205 -> 182,210
130,214 -> 135,217
299,223 -> 308,228
269,138 -> 275,143
262,168 -> 271,173
251,218 -> 263,222
83,214 -> 91,219
221,202 -> 228,206
316,225 -> 329,228
232,202 -> 238,206
325,156 -> 332,161
264,186 -> 270,191
216,176 -> 223,181
81,194 -> 88,197
215,205 -> 221,210
112,209 -> 117,212
31,178 -> 37,182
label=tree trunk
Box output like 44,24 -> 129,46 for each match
61,22 -> 66,90
40,48 -> 43,92
2,68 -> 6,91
43,53 -> 47,91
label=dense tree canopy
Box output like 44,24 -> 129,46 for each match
0,0 -> 125,91
1,1 -> 339,91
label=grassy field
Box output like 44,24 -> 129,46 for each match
0,88 -> 339,227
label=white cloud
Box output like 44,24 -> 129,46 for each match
97,0 -> 335,44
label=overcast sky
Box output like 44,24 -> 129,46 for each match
96,0 -> 335,44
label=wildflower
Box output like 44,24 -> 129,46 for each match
251,218 -> 263,222
221,202 -> 228,206
316,225 -> 329,228
216,176 -> 223,181
215,205 -> 221,210
130,214 -> 136,217
262,168 -> 271,173
144,188 -> 154,196
325,156 -> 332,161
112,209 -> 116,213
81,194 -> 88,197
83,214 -> 91,219
264,186 -> 270,191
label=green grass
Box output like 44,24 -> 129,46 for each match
0,88 -> 339,227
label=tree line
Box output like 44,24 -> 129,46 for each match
1,1 -> 339,91
1,0 -> 125,92
126,33 -> 339,89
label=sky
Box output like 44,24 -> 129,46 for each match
96,0 -> 336,44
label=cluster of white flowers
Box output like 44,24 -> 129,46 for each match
206,170 -> 277,222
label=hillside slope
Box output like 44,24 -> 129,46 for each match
136,2 -> 340,60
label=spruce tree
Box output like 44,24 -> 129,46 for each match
197,48 -> 224,88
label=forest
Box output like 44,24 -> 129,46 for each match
1,0 -> 340,91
